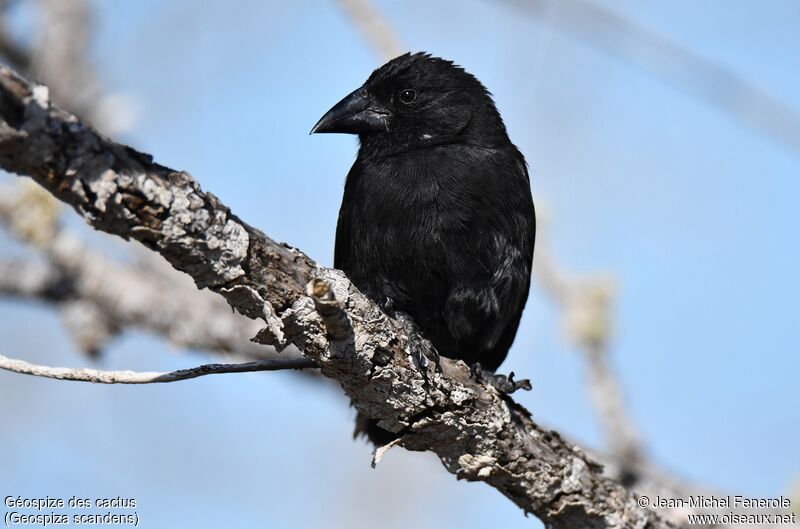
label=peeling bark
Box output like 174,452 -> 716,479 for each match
0,65 -> 676,529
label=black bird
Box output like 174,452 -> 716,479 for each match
312,53 -> 535,442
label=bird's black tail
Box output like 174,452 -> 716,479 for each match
353,412 -> 401,447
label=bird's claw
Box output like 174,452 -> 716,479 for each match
411,335 -> 442,375
394,311 -> 442,377
470,363 -> 531,395
380,296 -> 396,313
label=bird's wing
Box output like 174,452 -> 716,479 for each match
442,150 -> 535,370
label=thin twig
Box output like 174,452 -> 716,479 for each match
0,353 -> 316,384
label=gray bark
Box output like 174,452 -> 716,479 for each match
0,64 -> 675,529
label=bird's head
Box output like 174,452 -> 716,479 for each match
311,52 -> 509,155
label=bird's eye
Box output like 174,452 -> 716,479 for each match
398,88 -> 417,105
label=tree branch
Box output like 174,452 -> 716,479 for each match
0,352 -> 315,383
0,64 -> 677,529
0,64 -> 671,528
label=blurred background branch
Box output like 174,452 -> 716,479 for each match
503,0 -> 800,158
534,240 -> 644,482
0,0 -> 137,134
337,0 -> 404,60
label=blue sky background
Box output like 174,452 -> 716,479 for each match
1,1 -> 798,528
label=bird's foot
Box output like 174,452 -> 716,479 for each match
380,296 -> 396,314
411,335 -> 442,375
470,363 -> 531,395
394,311 -> 442,375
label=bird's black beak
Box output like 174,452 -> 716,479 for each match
310,87 -> 389,135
